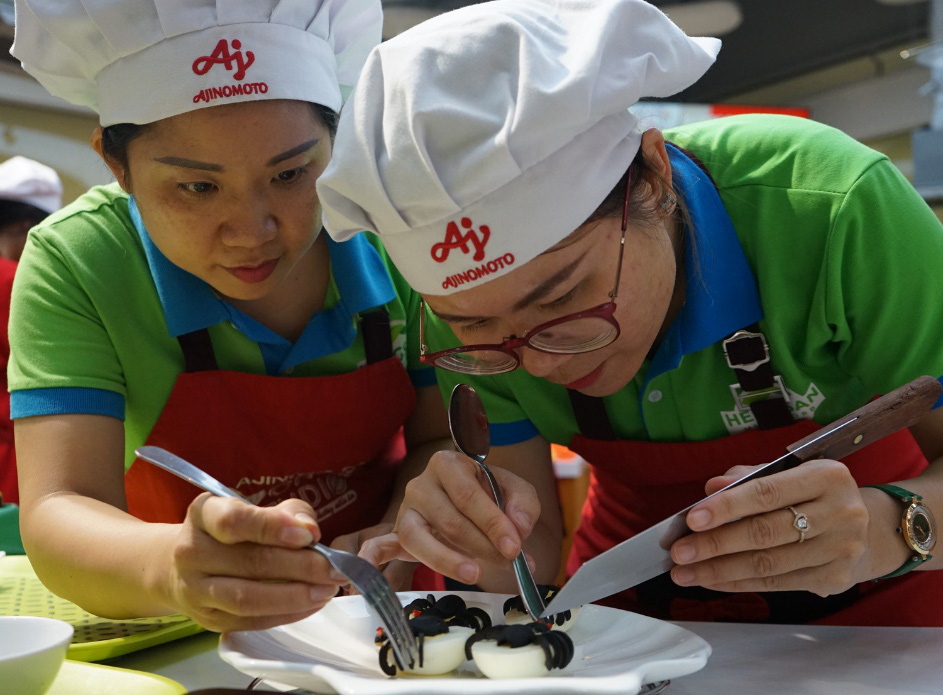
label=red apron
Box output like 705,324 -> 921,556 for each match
123,310 -> 440,588
0,257 -> 17,505
566,401 -> 943,626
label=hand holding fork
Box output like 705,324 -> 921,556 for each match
136,446 -> 418,670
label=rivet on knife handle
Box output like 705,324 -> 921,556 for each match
785,375 -> 942,464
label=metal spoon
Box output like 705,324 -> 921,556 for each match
448,384 -> 547,620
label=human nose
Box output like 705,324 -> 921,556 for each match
517,346 -> 569,378
220,193 -> 277,248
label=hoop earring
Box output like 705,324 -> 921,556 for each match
660,191 -> 677,214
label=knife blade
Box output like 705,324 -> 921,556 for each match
540,374 -> 942,618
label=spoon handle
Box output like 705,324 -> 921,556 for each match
475,461 -> 547,619
477,462 -> 507,511
447,384 -> 547,619
512,551 -> 546,618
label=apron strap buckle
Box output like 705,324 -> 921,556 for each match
723,329 -> 770,372
730,375 -> 790,412
723,325 -> 794,429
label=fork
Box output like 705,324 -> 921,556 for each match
134,445 -> 418,671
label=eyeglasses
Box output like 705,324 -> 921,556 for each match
419,166 -> 633,375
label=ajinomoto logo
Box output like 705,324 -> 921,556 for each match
193,39 -> 255,80
191,38 -> 268,105
431,217 -> 490,263
434,217 -> 515,291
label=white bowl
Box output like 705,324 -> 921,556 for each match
0,616 -> 73,695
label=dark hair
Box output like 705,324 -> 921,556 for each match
553,141 -> 703,295
100,122 -> 155,174
0,199 -> 51,228
100,102 -> 339,174
584,147 -> 689,232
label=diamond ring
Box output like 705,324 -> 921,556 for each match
786,505 -> 810,543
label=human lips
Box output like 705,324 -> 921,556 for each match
225,258 -> 279,284
563,362 -> 605,391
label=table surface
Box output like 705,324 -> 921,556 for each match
108,620 -> 943,694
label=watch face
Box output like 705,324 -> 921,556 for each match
905,503 -> 937,555
914,515 -> 932,544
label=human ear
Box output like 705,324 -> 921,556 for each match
639,128 -> 673,195
91,127 -> 131,193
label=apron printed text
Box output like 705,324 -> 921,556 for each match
237,467 -> 362,523
721,381 -> 824,434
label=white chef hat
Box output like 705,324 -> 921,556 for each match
0,156 -> 63,215
12,0 -> 382,126
318,0 -> 720,296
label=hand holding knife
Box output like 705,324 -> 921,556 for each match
541,375 -> 943,618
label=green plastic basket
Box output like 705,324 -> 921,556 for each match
0,556 -> 203,661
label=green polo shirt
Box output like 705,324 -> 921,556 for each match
425,114 -> 943,446
9,183 -> 434,469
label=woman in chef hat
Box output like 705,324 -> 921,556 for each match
320,0 -> 943,625
10,0 -> 450,632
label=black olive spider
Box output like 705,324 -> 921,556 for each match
503,585 -> 574,628
374,613 -> 456,676
404,593 -> 492,630
465,621 -> 575,672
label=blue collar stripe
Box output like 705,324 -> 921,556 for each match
129,196 -> 227,336
129,195 -> 397,370
259,341 -> 288,376
489,419 -> 540,448
328,233 -> 396,315
644,146 -> 763,387
281,305 -> 357,371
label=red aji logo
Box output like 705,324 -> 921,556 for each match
431,217 -> 490,263
192,39 -> 255,81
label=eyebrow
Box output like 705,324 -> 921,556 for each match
153,139 -> 319,172
267,139 -> 319,166
510,252 -> 586,311
153,156 -> 223,172
428,247 -> 590,324
426,305 -> 484,324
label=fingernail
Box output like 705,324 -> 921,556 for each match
513,511 -> 533,534
294,512 -> 318,530
458,562 -> 480,584
688,509 -> 711,530
329,570 -> 348,583
673,567 -> 695,585
674,543 -> 696,563
526,554 -> 536,573
310,585 -> 338,602
280,525 -> 314,545
499,536 -> 518,558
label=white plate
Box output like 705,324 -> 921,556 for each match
219,591 -> 711,695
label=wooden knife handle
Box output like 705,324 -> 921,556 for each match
786,375 -> 941,463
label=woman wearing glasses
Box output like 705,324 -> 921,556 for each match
319,0 -> 943,625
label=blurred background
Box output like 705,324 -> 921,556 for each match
0,0 -> 941,214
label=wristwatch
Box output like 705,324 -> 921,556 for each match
865,484 -> 936,579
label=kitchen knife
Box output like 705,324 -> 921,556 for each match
540,374 -> 942,619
